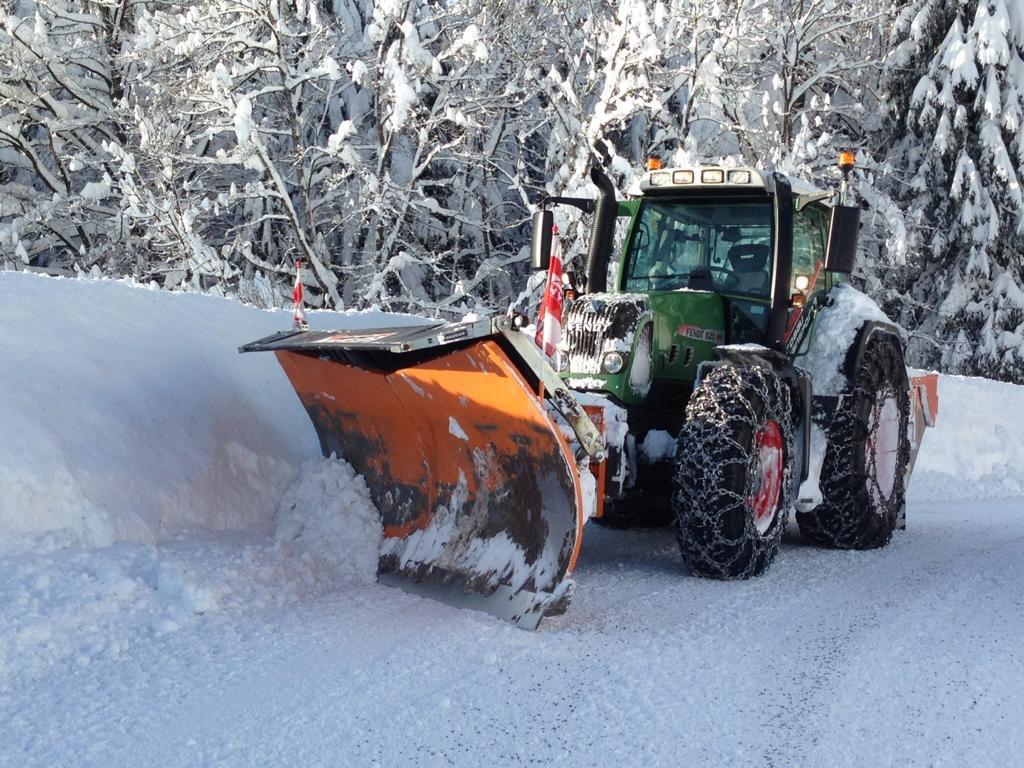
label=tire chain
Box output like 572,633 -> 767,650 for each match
797,337 -> 910,549
672,365 -> 796,579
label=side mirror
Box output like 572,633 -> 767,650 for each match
531,210 -> 553,271
825,205 -> 860,273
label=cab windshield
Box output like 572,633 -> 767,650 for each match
624,200 -> 774,297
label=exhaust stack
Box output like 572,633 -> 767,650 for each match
584,166 -> 618,294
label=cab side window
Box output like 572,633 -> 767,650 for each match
792,205 -> 826,286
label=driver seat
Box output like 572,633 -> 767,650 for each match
727,244 -> 771,295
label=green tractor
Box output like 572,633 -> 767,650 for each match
532,157 -> 936,578
244,155 -> 938,626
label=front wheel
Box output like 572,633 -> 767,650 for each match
672,365 -> 795,579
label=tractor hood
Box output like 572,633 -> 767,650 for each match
561,290 -> 733,405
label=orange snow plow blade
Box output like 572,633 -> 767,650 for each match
241,319 -> 605,628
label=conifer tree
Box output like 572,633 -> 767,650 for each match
885,0 -> 1024,381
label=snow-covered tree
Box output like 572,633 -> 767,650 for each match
122,0 -> 538,313
128,0 -> 356,304
0,0 -> 139,271
885,0 -> 1024,382
699,0 -> 892,180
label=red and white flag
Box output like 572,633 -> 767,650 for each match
535,226 -> 564,359
292,260 -> 308,329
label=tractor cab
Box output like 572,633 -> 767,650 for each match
534,162 -> 861,506
622,187 -> 778,345
622,166 -> 845,347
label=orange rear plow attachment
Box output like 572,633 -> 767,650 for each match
908,372 -> 939,477
241,317 -> 605,628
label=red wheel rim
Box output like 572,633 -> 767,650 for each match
749,421 -> 784,535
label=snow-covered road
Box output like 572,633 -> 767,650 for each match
3,499 -> 1022,767
2,273 -> 1022,767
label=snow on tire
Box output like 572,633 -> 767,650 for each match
797,333 -> 910,549
672,365 -> 795,579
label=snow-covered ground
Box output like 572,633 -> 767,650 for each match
2,273 -> 1023,767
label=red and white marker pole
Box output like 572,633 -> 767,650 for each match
535,225 -> 564,362
292,260 -> 308,330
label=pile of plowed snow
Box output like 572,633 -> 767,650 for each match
274,457 -> 383,585
0,271 -> 1020,555
0,272 -> 420,548
0,273 -> 401,680
909,373 -> 1024,500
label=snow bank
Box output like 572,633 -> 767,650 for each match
909,372 -> 1024,501
0,272 -> 419,548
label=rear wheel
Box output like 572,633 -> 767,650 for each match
797,333 -> 910,549
672,365 -> 795,579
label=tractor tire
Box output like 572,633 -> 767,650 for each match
672,365 -> 795,579
796,333 -> 911,549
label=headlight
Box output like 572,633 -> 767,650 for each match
558,352 -> 570,372
602,351 -> 625,374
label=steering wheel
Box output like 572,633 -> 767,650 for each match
647,266 -> 741,291
689,266 -> 740,290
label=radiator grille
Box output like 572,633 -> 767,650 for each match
562,294 -> 649,374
